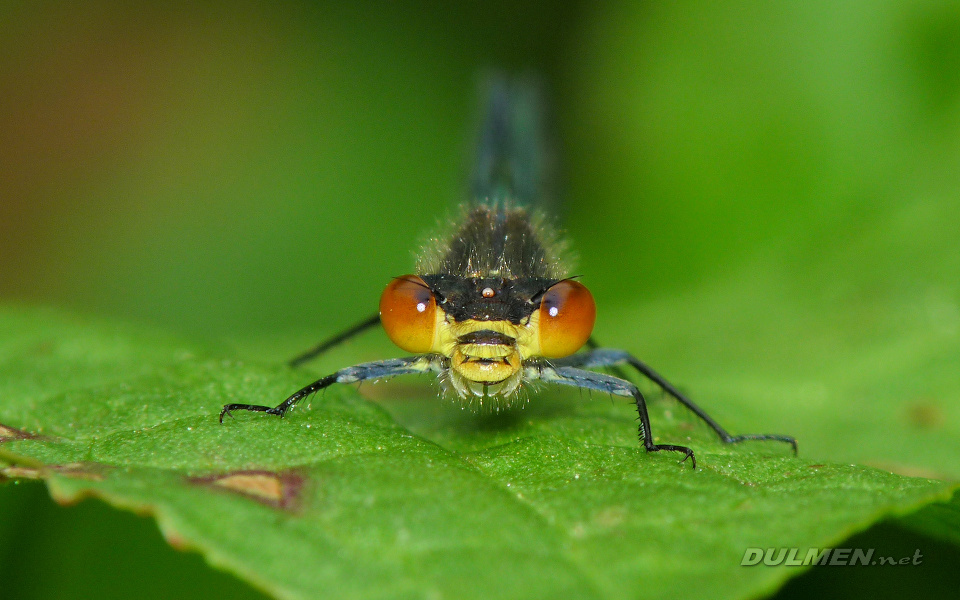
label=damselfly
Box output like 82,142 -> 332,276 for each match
219,78 -> 797,468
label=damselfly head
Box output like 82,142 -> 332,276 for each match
379,203 -> 595,401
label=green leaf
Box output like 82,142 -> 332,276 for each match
897,490 -> 960,547
1,305 -> 956,600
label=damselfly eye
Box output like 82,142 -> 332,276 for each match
537,280 -> 596,358
380,275 -> 437,353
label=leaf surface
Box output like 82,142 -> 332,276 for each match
1,306 -> 955,600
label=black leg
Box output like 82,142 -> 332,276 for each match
220,355 -> 441,423
530,362 -> 697,468
288,313 -> 381,368
554,349 -> 798,454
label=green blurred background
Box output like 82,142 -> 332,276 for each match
2,1 -> 959,598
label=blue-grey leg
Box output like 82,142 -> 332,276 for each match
526,361 -> 697,468
220,355 -> 443,423
554,349 -> 798,453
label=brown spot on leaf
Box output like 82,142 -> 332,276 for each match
0,422 -> 38,443
0,462 -> 107,482
189,470 -> 304,510
163,529 -> 192,552
51,463 -> 107,481
906,399 -> 945,430
1,466 -> 43,480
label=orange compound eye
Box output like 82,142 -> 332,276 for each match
379,275 -> 438,354
537,280 -> 596,358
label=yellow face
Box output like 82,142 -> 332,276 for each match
379,275 -> 596,399
437,316 -> 540,398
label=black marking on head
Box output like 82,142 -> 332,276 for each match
421,274 -> 556,323
457,330 -> 516,345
